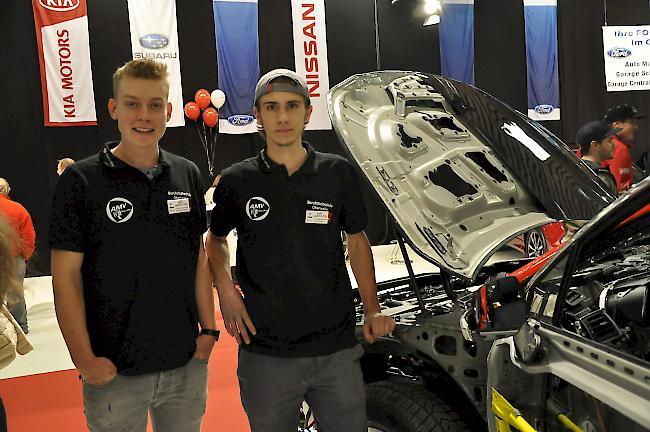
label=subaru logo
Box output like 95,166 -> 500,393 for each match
227,115 -> 255,126
39,0 -> 80,11
534,104 -> 554,115
139,34 -> 169,50
607,47 -> 632,58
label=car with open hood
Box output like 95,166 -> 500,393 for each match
316,71 -> 650,432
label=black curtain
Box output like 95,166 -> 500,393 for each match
2,0 -> 650,275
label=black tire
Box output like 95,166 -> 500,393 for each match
524,228 -> 547,258
366,381 -> 472,432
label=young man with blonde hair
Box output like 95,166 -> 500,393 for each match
206,69 -> 395,431
50,59 -> 216,431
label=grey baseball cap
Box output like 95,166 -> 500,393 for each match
254,68 -> 310,104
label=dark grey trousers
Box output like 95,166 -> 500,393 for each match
238,345 -> 367,432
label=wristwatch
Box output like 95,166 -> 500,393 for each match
200,328 -> 220,340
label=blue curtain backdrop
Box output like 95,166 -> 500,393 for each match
524,0 -> 560,121
213,0 -> 259,133
440,0 -> 474,85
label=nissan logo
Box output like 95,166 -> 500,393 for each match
534,104 -> 554,115
39,0 -> 80,11
607,47 -> 632,58
139,34 -> 169,50
227,115 -> 255,126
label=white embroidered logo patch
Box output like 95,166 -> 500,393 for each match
106,198 -> 134,223
246,197 -> 270,221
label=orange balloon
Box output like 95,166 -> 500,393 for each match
202,107 -> 218,128
183,102 -> 200,121
195,89 -> 211,109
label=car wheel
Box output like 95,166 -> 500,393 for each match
366,381 -> 471,432
524,228 -> 547,258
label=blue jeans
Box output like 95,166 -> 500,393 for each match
82,357 -> 209,432
238,345 -> 367,432
6,258 -> 27,333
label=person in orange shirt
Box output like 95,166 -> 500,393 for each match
603,104 -> 645,192
0,178 -> 36,334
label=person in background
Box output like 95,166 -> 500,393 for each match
603,104 -> 645,192
0,178 -> 35,334
56,158 -> 75,176
206,68 -> 395,432
0,215 -> 33,432
49,59 -> 216,432
576,121 -> 619,195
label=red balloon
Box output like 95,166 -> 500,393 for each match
195,89 -> 211,109
202,107 -> 219,128
183,102 -> 200,121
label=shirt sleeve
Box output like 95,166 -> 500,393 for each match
19,208 -> 35,259
607,145 -> 633,192
49,169 -> 88,252
209,173 -> 237,238
338,163 -> 368,234
192,166 -> 207,238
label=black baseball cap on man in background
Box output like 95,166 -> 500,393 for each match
604,104 -> 646,124
576,121 -> 621,155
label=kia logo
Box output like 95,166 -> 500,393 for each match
607,47 -> 632,58
139,34 -> 169,50
39,0 -> 80,11
227,115 -> 255,126
534,104 -> 554,115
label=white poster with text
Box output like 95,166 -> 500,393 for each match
603,25 -> 650,92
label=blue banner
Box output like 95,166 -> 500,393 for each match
524,0 -> 560,121
213,0 -> 259,134
440,0 -> 474,85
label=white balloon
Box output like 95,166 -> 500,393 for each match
211,89 -> 226,109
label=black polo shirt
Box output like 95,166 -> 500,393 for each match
210,142 -> 368,357
49,142 -> 206,375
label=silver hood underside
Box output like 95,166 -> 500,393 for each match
328,71 -> 559,280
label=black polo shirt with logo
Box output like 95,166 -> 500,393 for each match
210,142 -> 368,357
49,142 -> 206,375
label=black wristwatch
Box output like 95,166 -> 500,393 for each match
200,328 -> 220,340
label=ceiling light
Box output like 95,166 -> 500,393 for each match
423,13 -> 441,26
423,0 -> 441,15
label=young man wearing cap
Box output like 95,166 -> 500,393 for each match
206,69 -> 395,431
576,121 -> 619,195
49,59 -> 216,431
603,104 -> 644,192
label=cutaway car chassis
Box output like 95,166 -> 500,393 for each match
350,226 -> 650,432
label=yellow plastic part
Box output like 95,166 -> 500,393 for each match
491,388 -> 538,432
558,414 -> 583,432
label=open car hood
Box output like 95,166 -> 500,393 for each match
328,71 -> 614,280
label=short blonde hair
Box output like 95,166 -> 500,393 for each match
112,59 -> 169,99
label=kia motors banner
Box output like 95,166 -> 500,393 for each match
127,0 -> 185,127
212,0 -> 259,134
440,0 -> 474,85
603,25 -> 650,92
32,0 -> 97,126
524,0 -> 560,121
291,0 -> 331,130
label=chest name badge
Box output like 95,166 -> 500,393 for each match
167,198 -> 190,214
305,210 -> 330,224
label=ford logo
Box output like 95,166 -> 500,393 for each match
534,104 -> 554,115
227,115 -> 255,126
139,34 -> 169,50
607,47 -> 632,58
39,0 -> 80,12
